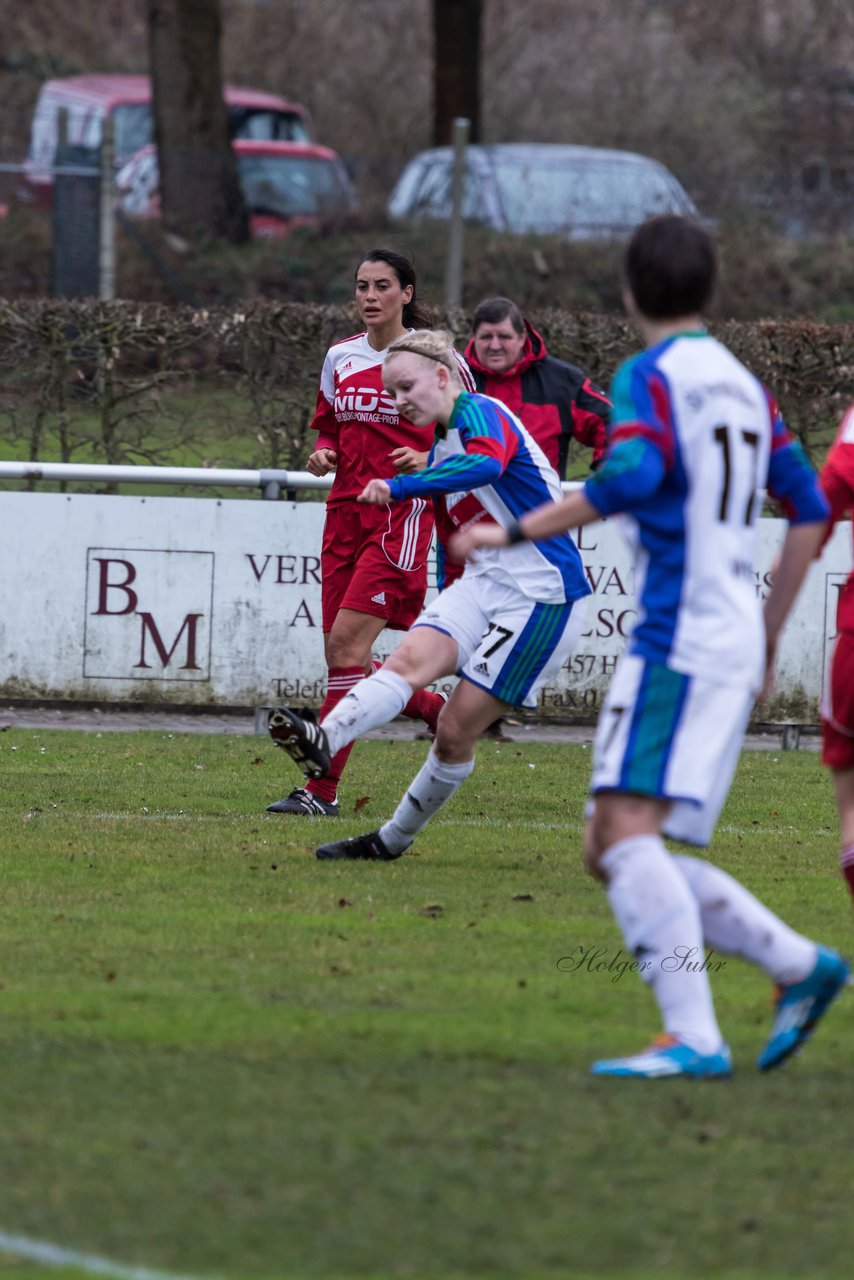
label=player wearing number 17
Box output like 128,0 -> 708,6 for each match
454,215 -> 847,1078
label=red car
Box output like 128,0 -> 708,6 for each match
116,139 -> 358,237
18,74 -> 314,211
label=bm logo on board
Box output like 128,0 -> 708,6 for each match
84,549 -> 214,681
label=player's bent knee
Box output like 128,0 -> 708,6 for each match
433,718 -> 477,763
384,629 -> 454,689
583,821 -> 608,881
585,850 -> 609,883
382,647 -> 423,687
326,633 -> 374,669
432,691 -> 480,760
327,644 -> 371,669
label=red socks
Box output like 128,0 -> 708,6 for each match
401,687 -> 445,734
305,665 -> 363,805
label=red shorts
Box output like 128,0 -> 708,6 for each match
321,498 -> 434,632
822,632 -> 854,769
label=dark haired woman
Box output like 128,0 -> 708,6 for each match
267,249 -> 472,817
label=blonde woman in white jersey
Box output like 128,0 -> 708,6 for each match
267,329 -> 591,863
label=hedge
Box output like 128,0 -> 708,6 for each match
1,300 -> 852,478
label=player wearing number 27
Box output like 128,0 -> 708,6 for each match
268,328 -> 591,862
455,215 -> 848,1078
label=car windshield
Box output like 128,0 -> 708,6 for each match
110,104 -> 309,163
238,153 -> 349,216
487,155 -> 690,233
113,104 -> 154,160
228,107 -> 310,143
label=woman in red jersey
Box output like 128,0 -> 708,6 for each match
267,248 -> 471,817
817,404 -> 854,906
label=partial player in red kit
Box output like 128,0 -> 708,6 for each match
817,403 -> 854,903
267,248 -> 473,817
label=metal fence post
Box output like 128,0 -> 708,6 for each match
99,115 -> 116,301
444,117 -> 470,310
52,108 -> 101,298
259,470 -> 282,500
50,108 -> 68,297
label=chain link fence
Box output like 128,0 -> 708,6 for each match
0,109 -> 115,300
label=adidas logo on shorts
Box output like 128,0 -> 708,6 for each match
474,662 -> 490,676
371,592 -> 387,605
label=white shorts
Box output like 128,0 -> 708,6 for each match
589,653 -> 755,846
413,575 -> 588,709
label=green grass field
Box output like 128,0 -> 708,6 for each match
0,730 -> 850,1280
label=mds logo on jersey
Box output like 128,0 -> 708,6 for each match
334,386 -> 397,418
84,548 -> 214,681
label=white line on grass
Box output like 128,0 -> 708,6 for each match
83,811 -> 584,831
46,811 -> 810,838
0,1226 -> 210,1280
89,812 -> 229,822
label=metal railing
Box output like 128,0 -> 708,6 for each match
0,461 -> 332,499
0,460 -> 584,498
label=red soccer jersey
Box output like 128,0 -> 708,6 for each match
821,404 -> 854,634
311,330 -> 473,506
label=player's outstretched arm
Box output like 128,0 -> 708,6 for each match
450,489 -> 601,561
451,431 -> 668,562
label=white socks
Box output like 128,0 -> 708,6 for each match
380,750 -> 475,854
319,675 -> 473,854
322,668 -> 413,757
601,835 -> 724,1055
599,838 -> 821,1054
672,854 -> 816,986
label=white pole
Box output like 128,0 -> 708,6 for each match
0,459 -> 583,494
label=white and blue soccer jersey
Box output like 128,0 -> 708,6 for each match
387,391 -> 590,606
584,332 -> 829,689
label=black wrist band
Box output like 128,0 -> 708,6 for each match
506,520 -> 528,545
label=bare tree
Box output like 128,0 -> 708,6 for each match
433,0 -> 482,144
147,0 -> 248,243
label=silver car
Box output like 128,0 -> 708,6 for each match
387,142 -> 698,239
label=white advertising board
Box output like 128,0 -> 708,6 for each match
0,491 -> 848,721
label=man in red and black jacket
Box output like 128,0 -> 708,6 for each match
465,295 -> 610,477
435,296 -> 611,590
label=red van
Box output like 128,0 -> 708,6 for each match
18,74 -> 313,210
116,139 -> 358,237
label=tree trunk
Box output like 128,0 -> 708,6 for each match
147,0 -> 249,243
432,0 -> 482,145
